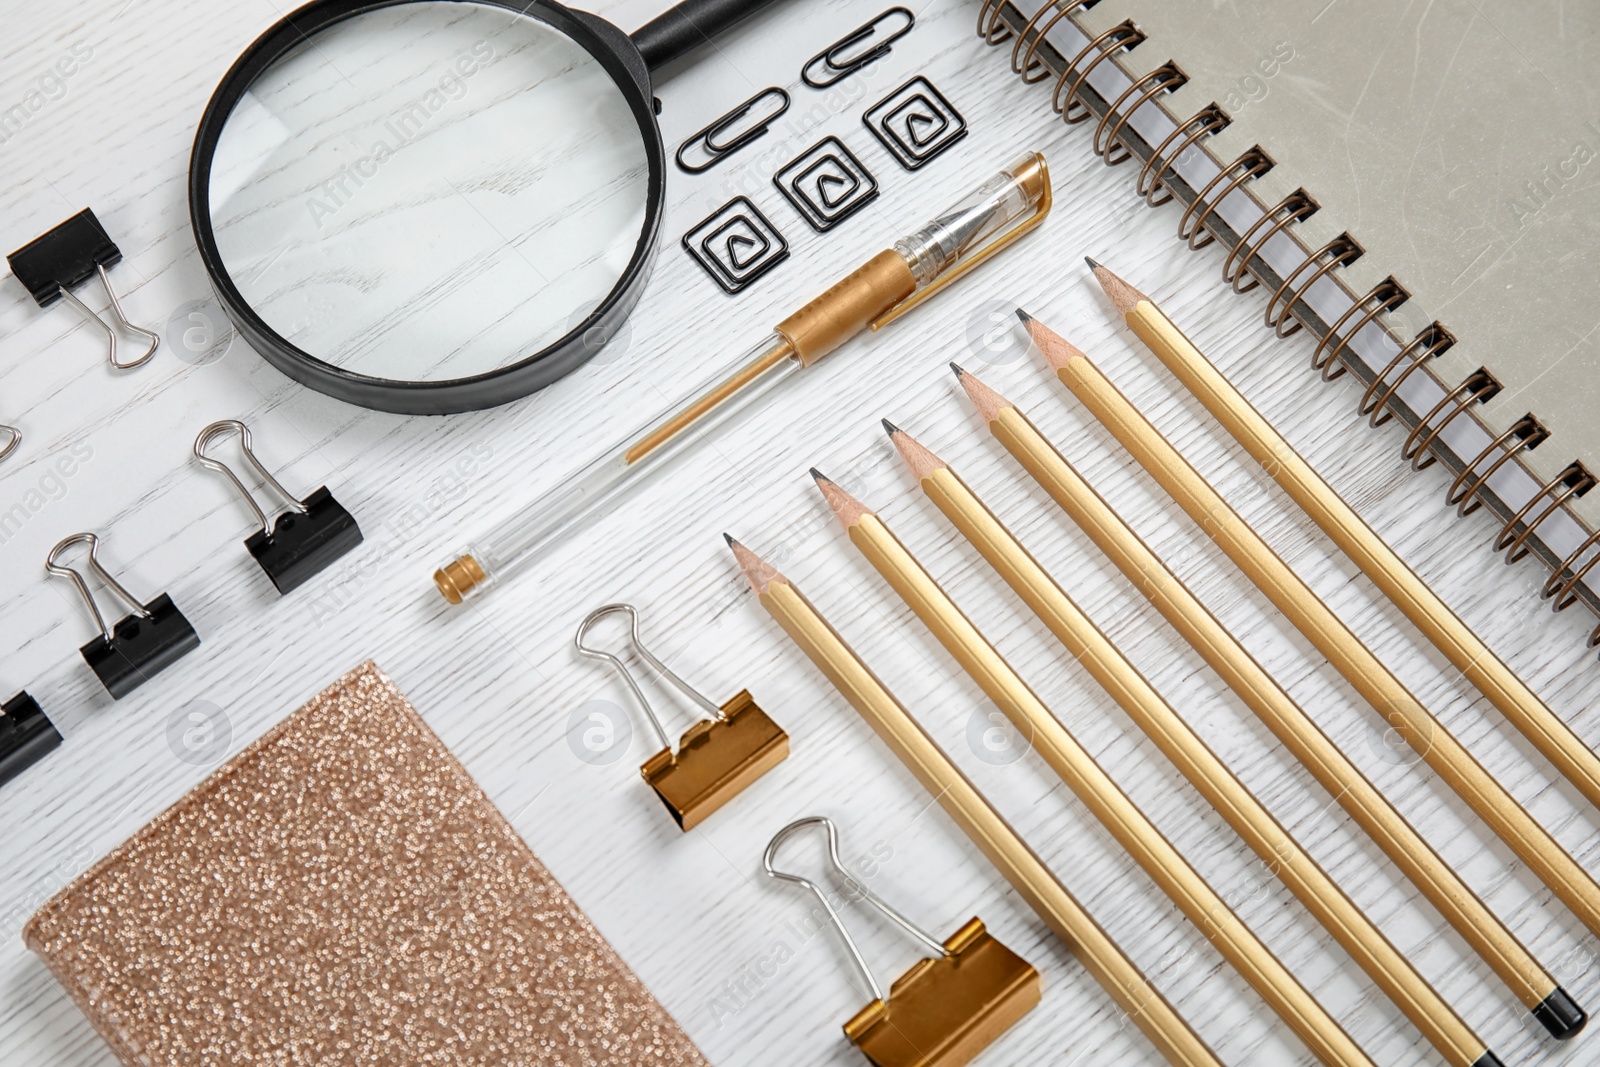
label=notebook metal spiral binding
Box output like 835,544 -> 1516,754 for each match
1053,22 -> 1144,121
1357,324 -> 1453,428
1447,415 -> 1547,516
1264,233 -> 1362,338
1312,276 -> 1406,382
1010,0 -> 1092,81
1400,369 -> 1498,472
981,0 -> 1600,650
1497,463 -> 1595,564
1093,63 -> 1186,164
1177,146 -> 1272,250
1137,104 -> 1228,207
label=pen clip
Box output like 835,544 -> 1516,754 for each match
870,154 -> 1053,332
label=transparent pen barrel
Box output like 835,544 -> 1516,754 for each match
444,332 -> 798,597
895,153 -> 1041,286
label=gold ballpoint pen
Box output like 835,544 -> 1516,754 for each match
726,537 -> 1225,1067
1087,258 -> 1600,816
950,364 -> 1584,1040
1020,310 -> 1600,943
810,474 -> 1377,1067
432,154 -> 1051,605
880,420 -> 1500,1067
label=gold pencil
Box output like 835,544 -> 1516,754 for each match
882,418 -> 1499,1066
810,473 -> 1377,1067
726,536 -> 1226,1067
1087,259 -> 1600,817
1020,309 -> 1600,942
950,363 -> 1584,1039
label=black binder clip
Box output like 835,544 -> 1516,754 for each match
802,8 -> 915,89
46,533 -> 199,699
0,692 -> 62,790
194,420 -> 363,595
675,87 -> 791,174
7,208 -> 159,370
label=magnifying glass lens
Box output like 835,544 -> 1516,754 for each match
207,1 -> 651,384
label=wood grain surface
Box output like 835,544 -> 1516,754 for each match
2,1 -> 1599,1065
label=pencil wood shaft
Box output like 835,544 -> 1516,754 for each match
750,573 -> 1225,1067
1032,323 -> 1600,941
836,507 -> 1375,1067
1119,289 -> 1600,815
971,393 -> 1562,1018
903,452 -> 1488,1067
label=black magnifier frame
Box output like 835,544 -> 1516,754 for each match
189,0 -> 779,415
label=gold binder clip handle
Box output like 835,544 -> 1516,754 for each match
575,604 -> 787,831
872,152 -> 1054,333
763,816 -> 1040,1067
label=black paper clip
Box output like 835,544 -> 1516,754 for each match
0,691 -> 61,791
7,209 -> 158,370
802,7 -> 915,89
194,420 -> 363,595
675,87 -> 791,174
46,533 -> 199,699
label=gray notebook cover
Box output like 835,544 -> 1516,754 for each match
1074,0 -> 1600,517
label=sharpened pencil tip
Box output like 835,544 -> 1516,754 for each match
723,532 -> 737,547
812,472 -> 871,527
808,466 -> 829,484
727,536 -> 783,595
1014,308 -> 1033,325
949,361 -> 965,379
881,418 -> 900,437
1084,256 -> 1102,270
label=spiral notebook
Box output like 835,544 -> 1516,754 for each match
980,0 -> 1600,651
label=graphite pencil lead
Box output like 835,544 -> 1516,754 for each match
954,366 -> 1014,423
1014,307 -> 1034,325
888,426 -> 947,481
727,536 -> 784,595
949,361 -> 966,379
1022,313 -> 1088,371
881,417 -> 901,437
1085,259 -> 1149,314
1084,255 -> 1102,270
812,472 -> 872,528
723,531 -> 737,546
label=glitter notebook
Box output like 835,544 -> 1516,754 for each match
24,662 -> 707,1067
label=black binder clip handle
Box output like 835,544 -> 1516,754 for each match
6,209 -> 158,370
194,419 -> 363,595
675,87 -> 791,174
802,8 -> 915,90
46,532 -> 199,699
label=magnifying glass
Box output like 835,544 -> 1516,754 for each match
189,0 -> 781,414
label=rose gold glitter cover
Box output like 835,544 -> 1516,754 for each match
25,662 -> 709,1067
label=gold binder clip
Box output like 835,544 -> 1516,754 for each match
763,816 -> 1040,1067
575,603 -> 788,831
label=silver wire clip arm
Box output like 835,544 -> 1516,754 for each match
574,602 -> 789,831
45,532 -> 199,699
193,419 -> 363,595
7,208 -> 158,370
762,815 -> 1042,1063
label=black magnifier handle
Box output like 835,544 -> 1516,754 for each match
632,0 -> 786,72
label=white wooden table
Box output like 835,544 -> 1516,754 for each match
4,1 -> 1600,1064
